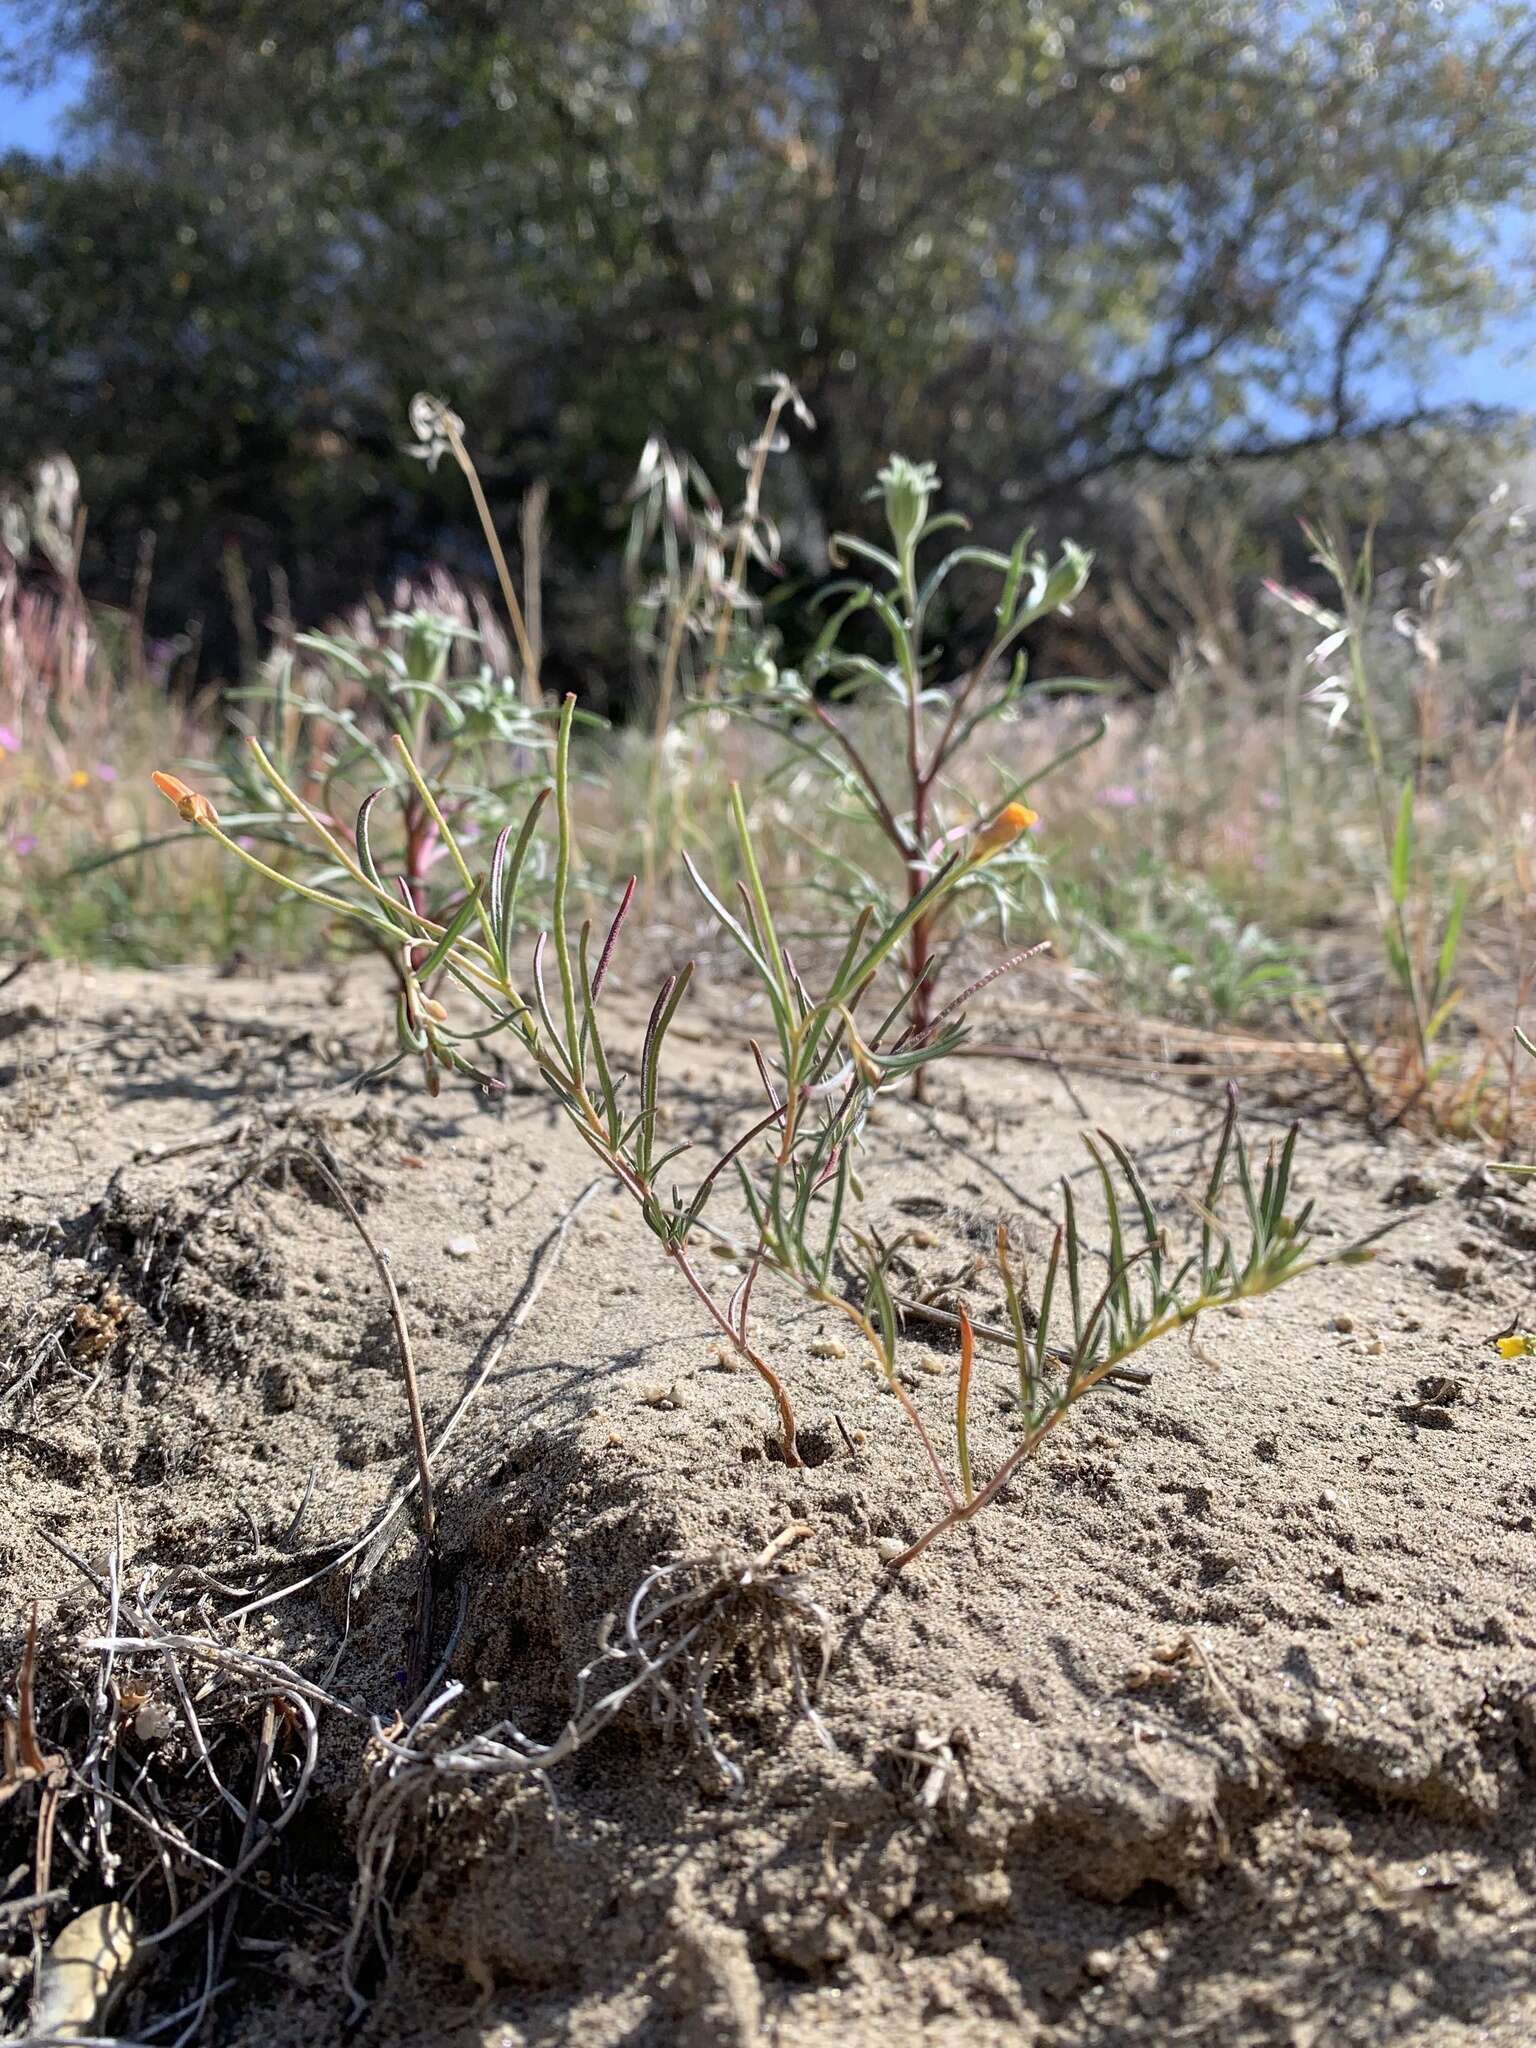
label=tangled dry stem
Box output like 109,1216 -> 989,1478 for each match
343,1525 -> 829,2008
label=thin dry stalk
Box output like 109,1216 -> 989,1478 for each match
301,1153 -> 433,1551
218,1176 -> 604,1625
520,479 -> 547,705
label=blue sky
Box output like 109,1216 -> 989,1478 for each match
0,3 -> 86,153
0,27 -> 1530,415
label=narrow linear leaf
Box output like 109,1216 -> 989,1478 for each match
1390,777 -> 1414,907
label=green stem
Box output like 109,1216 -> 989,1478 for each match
551,696 -> 585,1076
390,734 -> 500,961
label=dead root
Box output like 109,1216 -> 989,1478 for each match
343,1525 -> 831,2010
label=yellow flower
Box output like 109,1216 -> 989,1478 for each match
966,800 -> 1038,866
151,770 -> 220,827
68,769 -> 90,790
1497,1334 -> 1533,1359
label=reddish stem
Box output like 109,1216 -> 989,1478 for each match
907,775 -> 934,1092
669,1242 -> 801,1466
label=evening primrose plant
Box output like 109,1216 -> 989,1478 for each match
153,692 -> 1373,1562
899,1090 -> 1388,1565
705,447 -> 1103,1056
153,697 -> 1039,1459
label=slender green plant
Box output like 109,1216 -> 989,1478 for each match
895,1089 -> 1388,1565
1490,1026 -> 1535,1359
154,690 -> 1043,1464
1266,520 -> 1468,1080
704,446 -> 1102,1061
155,694 -> 1375,1559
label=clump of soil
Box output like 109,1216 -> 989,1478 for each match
2,960 -> 1535,2047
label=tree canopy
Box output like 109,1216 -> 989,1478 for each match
3,0 -> 1534,689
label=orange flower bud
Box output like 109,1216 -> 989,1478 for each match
422,996 -> 449,1023
151,771 -> 220,827
967,800 -> 1038,865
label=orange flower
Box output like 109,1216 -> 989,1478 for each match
68,769 -> 90,790
151,771 -> 219,827
966,800 -> 1038,865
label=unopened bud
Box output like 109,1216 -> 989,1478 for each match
966,801 -> 1038,866
151,771 -> 219,827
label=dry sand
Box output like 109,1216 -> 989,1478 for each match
2,957 -> 1535,2046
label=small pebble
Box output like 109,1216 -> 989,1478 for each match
874,1536 -> 906,1563
1083,1948 -> 1116,1982
134,1701 -> 174,1744
445,1235 -> 479,1260
1330,1315 -> 1354,1334
810,1336 -> 847,1360
1318,1488 -> 1341,1511
918,1352 -> 945,1376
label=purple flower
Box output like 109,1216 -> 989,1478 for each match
13,833 -> 38,857
0,725 -> 19,753
1100,784 -> 1141,809
95,762 -> 119,783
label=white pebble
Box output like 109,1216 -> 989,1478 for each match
134,1701 -> 174,1744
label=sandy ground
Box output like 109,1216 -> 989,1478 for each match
3,955 -> 1536,2046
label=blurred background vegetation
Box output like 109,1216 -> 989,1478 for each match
0,0 -> 1533,1138
2,0 -> 1534,703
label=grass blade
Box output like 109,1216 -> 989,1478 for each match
1390,776 -> 1414,907
955,1306 -> 975,1505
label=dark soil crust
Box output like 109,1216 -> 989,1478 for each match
3,958 -> 1535,2046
